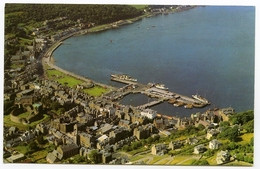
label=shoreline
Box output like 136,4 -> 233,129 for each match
42,6 -> 197,93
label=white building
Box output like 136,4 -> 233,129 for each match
209,139 -> 222,150
141,109 -> 157,119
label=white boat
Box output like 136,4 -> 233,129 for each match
111,74 -> 137,82
155,83 -> 168,90
192,94 -> 209,104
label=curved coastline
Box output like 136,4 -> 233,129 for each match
42,6 -> 197,92
42,31 -> 116,90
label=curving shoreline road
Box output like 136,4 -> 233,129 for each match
41,6 -> 196,92
41,32 -> 116,90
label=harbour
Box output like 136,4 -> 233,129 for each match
53,6 -> 255,116
107,74 -> 210,112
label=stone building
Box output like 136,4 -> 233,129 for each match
194,144 -> 207,154
56,143 -> 79,159
216,150 -> 231,164
151,144 -> 167,155
209,139 -> 222,150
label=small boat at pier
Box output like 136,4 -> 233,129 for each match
192,94 -> 210,104
155,83 -> 169,90
111,74 -> 137,82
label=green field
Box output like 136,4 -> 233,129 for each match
17,111 -> 31,119
224,160 -> 252,166
46,69 -> 83,88
170,155 -> 193,165
238,133 -> 253,145
157,158 -> 171,165
130,155 -> 145,162
180,159 -> 197,165
89,24 -> 111,32
130,5 -> 148,10
10,63 -> 24,69
46,67 -> 109,97
31,149 -> 49,162
14,145 -> 30,154
4,114 -> 50,130
83,85 -> 109,97
149,155 -> 168,164
206,153 -> 218,165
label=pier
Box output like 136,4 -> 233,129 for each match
111,77 -> 137,85
109,75 -> 210,110
137,99 -> 165,109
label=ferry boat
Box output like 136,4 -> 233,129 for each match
155,83 -> 169,90
192,94 -> 209,104
111,74 -> 137,82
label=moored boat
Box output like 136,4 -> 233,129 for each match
111,74 -> 137,82
155,83 -> 168,90
192,94 -> 209,104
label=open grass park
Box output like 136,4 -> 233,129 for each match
45,66 -> 109,97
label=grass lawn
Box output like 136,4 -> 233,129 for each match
45,65 -> 109,97
19,37 -> 32,46
130,155 -> 145,162
4,114 -> 50,131
31,149 -> 49,162
29,114 -> 50,127
46,69 -> 64,77
149,155 -> 168,164
224,160 -> 252,166
4,115 -> 28,130
14,145 -> 49,163
179,159 -> 196,165
206,153 -> 218,165
11,63 -> 24,69
175,135 -> 187,141
17,111 -> 31,119
170,155 -> 192,165
57,76 -> 83,88
157,158 -> 171,165
127,147 -> 148,156
46,68 -> 84,88
238,133 -> 253,145
83,85 -> 109,97
130,5 -> 148,10
89,24 -> 111,32
14,145 -> 30,154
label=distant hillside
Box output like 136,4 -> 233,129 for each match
5,4 -> 143,34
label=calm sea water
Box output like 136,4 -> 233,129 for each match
54,6 -> 255,117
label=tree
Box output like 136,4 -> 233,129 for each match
192,159 -> 209,165
250,137 -> 254,146
131,141 -> 142,150
231,110 -> 254,125
50,101 -> 61,111
4,100 -> 15,115
28,141 -> 39,153
122,145 -> 131,152
219,121 -> 230,127
147,137 -> 154,144
89,150 -> 99,164
197,124 -> 205,131
243,120 -> 254,133
227,141 -> 238,150
236,153 -> 244,161
204,149 -> 216,157
57,107 -> 66,115
218,126 -> 239,141
36,135 -> 45,145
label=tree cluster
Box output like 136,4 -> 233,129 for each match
230,110 -> 254,126
5,4 -> 143,34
